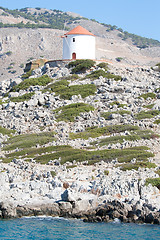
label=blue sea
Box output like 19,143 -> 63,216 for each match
0,217 -> 160,240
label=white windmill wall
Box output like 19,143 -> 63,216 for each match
63,35 -> 95,60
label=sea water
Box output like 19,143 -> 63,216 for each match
0,217 -> 160,240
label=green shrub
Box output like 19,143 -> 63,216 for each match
10,92 -> 35,102
3,143 -> 153,166
154,119 -> 160,124
120,162 -> 156,171
43,79 -> 69,93
68,59 -> 95,73
86,70 -> 122,81
110,101 -> 127,108
104,170 -> 109,175
135,110 -> 160,120
144,104 -> 154,109
116,57 -> 123,62
66,165 -> 77,169
11,75 -> 52,92
44,80 -> 96,99
0,126 -> 15,136
21,69 -> 33,79
19,64 -> 24,68
54,103 -> 94,122
145,178 -> 160,189
34,146 -> 153,165
101,110 -> 131,120
5,51 -> 12,56
70,124 -> 139,140
62,74 -> 79,81
3,131 -> 56,151
5,145 -> 72,160
138,92 -> 156,100
97,62 -> 108,70
50,171 -> 56,177
155,170 -> 160,176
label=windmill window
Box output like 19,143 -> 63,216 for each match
73,38 -> 75,42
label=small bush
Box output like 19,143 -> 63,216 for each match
66,165 -> 77,169
116,57 -> 123,62
120,162 -> 156,171
144,104 -> 154,109
54,103 -> 95,122
6,51 -> 12,56
68,59 -> 95,73
97,62 -> 108,70
44,80 -> 96,99
155,170 -> 160,176
50,171 -> 56,177
110,101 -> 127,108
154,119 -> 160,124
104,170 -> 109,175
21,69 -> 33,79
145,178 -> 160,189
135,110 -> 160,120
62,74 -> 79,81
0,126 -> 15,136
11,75 -> 52,92
10,92 -> 35,102
86,70 -> 122,81
138,92 -> 156,100
101,110 -> 131,120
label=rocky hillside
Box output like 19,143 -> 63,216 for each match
0,7 -> 160,81
0,59 -> 160,222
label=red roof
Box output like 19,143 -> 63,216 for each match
64,25 -> 95,36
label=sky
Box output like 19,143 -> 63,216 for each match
0,0 -> 159,41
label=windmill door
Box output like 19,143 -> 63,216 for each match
72,52 -> 76,60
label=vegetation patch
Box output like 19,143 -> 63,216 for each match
110,101 -> 127,108
138,92 -> 156,100
50,171 -> 56,177
154,119 -> 160,124
10,92 -> 35,102
43,80 -> 96,99
5,145 -> 72,160
21,69 -> 33,79
97,62 -> 108,70
101,110 -> 131,120
135,110 -> 160,120
120,162 -> 156,171
11,75 -> 52,92
70,125 -> 139,140
0,126 -> 15,136
3,131 -> 56,151
155,170 -> 160,176
91,129 -> 159,147
144,104 -> 154,109
61,74 -> 79,81
3,142 -> 153,166
54,103 -> 94,122
85,70 -> 122,81
68,59 -> 95,73
34,146 -> 154,165
104,170 -> 109,175
145,178 -> 160,189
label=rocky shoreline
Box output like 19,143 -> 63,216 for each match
0,159 -> 160,224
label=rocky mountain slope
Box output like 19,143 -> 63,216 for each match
0,7 -> 160,81
0,59 -> 160,223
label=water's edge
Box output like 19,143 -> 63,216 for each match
0,200 -> 160,225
